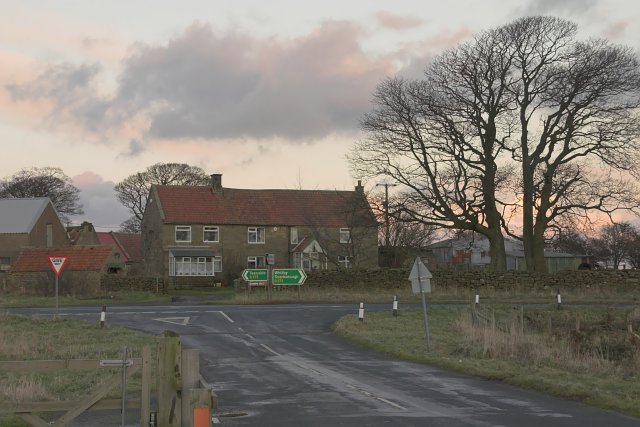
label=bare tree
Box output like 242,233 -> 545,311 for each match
501,17 -> 640,271
351,27 -> 515,270
115,163 -> 209,232
591,222 -> 638,269
352,16 -> 640,272
0,166 -> 83,223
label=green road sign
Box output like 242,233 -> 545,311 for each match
272,269 -> 307,285
242,269 -> 268,281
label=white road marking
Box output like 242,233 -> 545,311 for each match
218,311 -> 234,323
153,317 -> 190,326
261,344 -> 280,356
245,334 -> 255,340
212,417 -> 220,424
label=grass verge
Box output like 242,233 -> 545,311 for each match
0,313 -> 157,427
332,305 -> 640,418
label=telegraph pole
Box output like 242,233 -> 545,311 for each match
376,182 -> 397,247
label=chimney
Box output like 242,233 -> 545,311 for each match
210,174 -> 222,192
355,180 -> 364,194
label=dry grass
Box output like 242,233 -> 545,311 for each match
332,305 -> 640,418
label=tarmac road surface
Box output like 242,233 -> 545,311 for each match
8,303 -> 640,426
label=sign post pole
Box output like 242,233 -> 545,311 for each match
408,257 -> 432,351
418,273 -> 431,351
48,256 -> 68,319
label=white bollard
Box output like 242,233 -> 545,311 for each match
556,289 -> 562,310
475,289 -> 480,305
358,302 -> 364,322
100,305 -> 106,327
392,295 -> 398,317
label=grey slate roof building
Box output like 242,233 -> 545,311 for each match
0,197 -> 70,271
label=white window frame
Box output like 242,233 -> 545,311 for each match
213,256 -> 223,273
248,227 -> 265,244
203,226 -> 220,242
339,228 -> 351,244
175,225 -> 192,242
247,256 -> 266,268
172,256 -> 214,276
290,227 -> 298,244
338,255 -> 352,269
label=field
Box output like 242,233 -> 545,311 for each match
332,304 -> 640,418
0,313 -> 156,427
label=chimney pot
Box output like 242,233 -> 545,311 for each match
211,174 -> 222,192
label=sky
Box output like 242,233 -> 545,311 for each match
1,0 -> 639,230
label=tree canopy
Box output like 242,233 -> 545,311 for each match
114,163 -> 210,232
351,16 -> 640,271
0,166 -> 83,223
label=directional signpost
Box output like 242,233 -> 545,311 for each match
272,269 -> 307,285
408,257 -> 432,350
242,269 -> 268,282
48,256 -> 68,317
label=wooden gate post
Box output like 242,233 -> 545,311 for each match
157,331 -> 182,427
181,349 -> 200,427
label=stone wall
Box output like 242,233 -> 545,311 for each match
303,268 -> 640,291
101,275 -> 168,293
6,271 -> 102,296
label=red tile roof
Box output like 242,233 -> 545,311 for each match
9,246 -> 113,273
154,186 -> 377,227
112,232 -> 142,263
96,232 -> 141,263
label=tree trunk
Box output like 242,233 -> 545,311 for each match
488,230 -> 507,271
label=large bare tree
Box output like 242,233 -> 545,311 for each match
352,16 -> 640,272
115,163 -> 209,232
351,26 -> 515,270
0,166 -> 83,223
501,17 -> 640,271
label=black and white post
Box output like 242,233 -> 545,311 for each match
474,288 -> 480,305
556,288 -> 562,310
100,305 -> 107,327
358,302 -> 365,322
392,295 -> 398,317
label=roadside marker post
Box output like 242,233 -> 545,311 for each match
358,302 -> 364,322
556,289 -> 562,310
392,295 -> 398,317
475,288 -> 480,305
100,305 -> 107,327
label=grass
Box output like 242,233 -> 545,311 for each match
0,313 -> 157,427
0,290 -> 171,308
332,304 -> 640,418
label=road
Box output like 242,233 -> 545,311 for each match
8,303 -> 639,426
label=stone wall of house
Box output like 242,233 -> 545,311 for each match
6,271 -> 102,296
101,275 -> 167,293
303,268 -> 640,291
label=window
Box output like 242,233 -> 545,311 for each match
339,228 -> 351,244
248,227 -> 265,244
290,227 -> 298,244
174,256 -> 214,276
203,226 -> 219,242
0,257 -> 10,272
213,256 -> 223,273
247,256 -> 266,268
46,224 -> 53,247
338,255 -> 352,269
175,226 -> 191,242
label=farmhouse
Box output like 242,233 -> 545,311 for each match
141,174 -> 379,287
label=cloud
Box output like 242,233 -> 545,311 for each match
71,171 -> 130,230
119,139 -> 145,157
605,20 -> 630,39
374,11 -> 424,30
7,21 -> 398,144
521,0 -> 598,15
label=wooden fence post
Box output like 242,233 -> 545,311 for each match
141,345 -> 151,427
157,332 -> 182,427
181,349 -> 200,427
191,389 -> 214,427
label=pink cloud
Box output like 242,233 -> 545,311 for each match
374,11 -> 424,30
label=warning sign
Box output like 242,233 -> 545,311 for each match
48,256 -> 68,277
